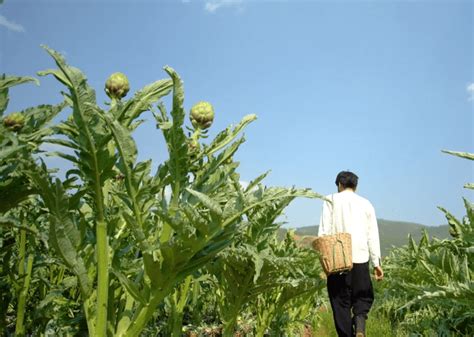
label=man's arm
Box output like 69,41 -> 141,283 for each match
318,196 -> 333,236
367,203 -> 384,280
367,203 -> 381,268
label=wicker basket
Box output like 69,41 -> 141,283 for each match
312,233 -> 352,275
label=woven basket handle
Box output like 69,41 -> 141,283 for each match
333,238 -> 348,269
322,257 -> 331,274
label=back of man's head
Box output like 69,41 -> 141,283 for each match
335,171 -> 358,190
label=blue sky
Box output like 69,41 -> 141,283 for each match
1,0 -> 473,228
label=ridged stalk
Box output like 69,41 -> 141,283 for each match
96,219 -> 108,337
86,138 -> 108,337
223,316 -> 238,337
123,283 -> 173,337
15,252 -> 33,337
85,112 -> 108,337
170,276 -> 192,337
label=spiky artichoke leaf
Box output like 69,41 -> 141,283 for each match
157,67 -> 189,218
26,164 -> 92,298
16,102 -> 67,142
0,179 -> 36,214
186,188 -> 223,219
112,269 -> 148,305
116,78 -> 173,127
39,46 -> 115,199
438,206 -> 463,239
204,114 -> 257,157
192,136 -> 245,189
442,150 -> 474,161
0,74 -> 39,116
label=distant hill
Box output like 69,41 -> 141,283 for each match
280,219 -> 449,256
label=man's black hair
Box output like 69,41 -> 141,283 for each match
335,171 -> 358,190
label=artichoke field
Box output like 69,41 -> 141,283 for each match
1,46 -> 472,337
0,47 -> 327,337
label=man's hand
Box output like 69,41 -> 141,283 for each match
374,266 -> 384,281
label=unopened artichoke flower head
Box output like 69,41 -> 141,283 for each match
190,101 -> 214,129
105,72 -> 130,100
3,112 -> 25,132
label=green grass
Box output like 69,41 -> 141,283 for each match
315,310 -> 405,337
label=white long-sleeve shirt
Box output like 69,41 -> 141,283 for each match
318,190 -> 381,267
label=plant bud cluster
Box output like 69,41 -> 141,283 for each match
3,112 -> 25,131
105,72 -> 130,100
190,101 -> 214,129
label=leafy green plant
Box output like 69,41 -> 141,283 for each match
0,46 -> 329,337
377,150 -> 474,336
207,190 -> 324,336
0,72 -> 67,336
255,232 -> 325,337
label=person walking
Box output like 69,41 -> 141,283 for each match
318,171 -> 384,337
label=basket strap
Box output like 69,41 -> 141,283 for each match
332,238 -> 348,269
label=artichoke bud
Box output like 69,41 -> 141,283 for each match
190,101 -> 214,129
3,112 -> 25,131
105,72 -> 130,100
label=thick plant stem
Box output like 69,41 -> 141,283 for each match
223,316 -> 237,337
83,297 -> 96,337
15,254 -> 33,337
18,229 -> 26,276
89,129 -> 108,337
15,229 -> 27,336
96,220 -> 109,337
123,284 -> 171,337
170,276 -> 192,337
256,312 -> 271,337
222,303 -> 243,337
115,292 -> 135,336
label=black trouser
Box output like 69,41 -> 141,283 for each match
327,262 -> 374,337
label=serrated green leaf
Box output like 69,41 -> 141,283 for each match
464,183 -> 474,190
205,114 -> 257,157
464,198 -> 474,225
104,114 -> 137,166
45,151 -> 79,164
438,206 -> 463,239
43,138 -> 80,150
0,75 -> 39,91
26,167 -> 91,297
163,66 -> 184,128
0,144 -> 25,161
38,68 -> 71,88
186,188 -> 223,218
245,171 -> 270,193
0,74 -> 39,115
442,150 -> 474,161
112,270 -> 148,304
117,79 -> 173,126
0,216 -> 38,235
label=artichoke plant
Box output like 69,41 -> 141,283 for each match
377,150 -> 474,336
0,45 -> 330,337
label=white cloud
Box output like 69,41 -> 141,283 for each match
204,0 -> 243,13
0,15 -> 25,33
467,83 -> 474,101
